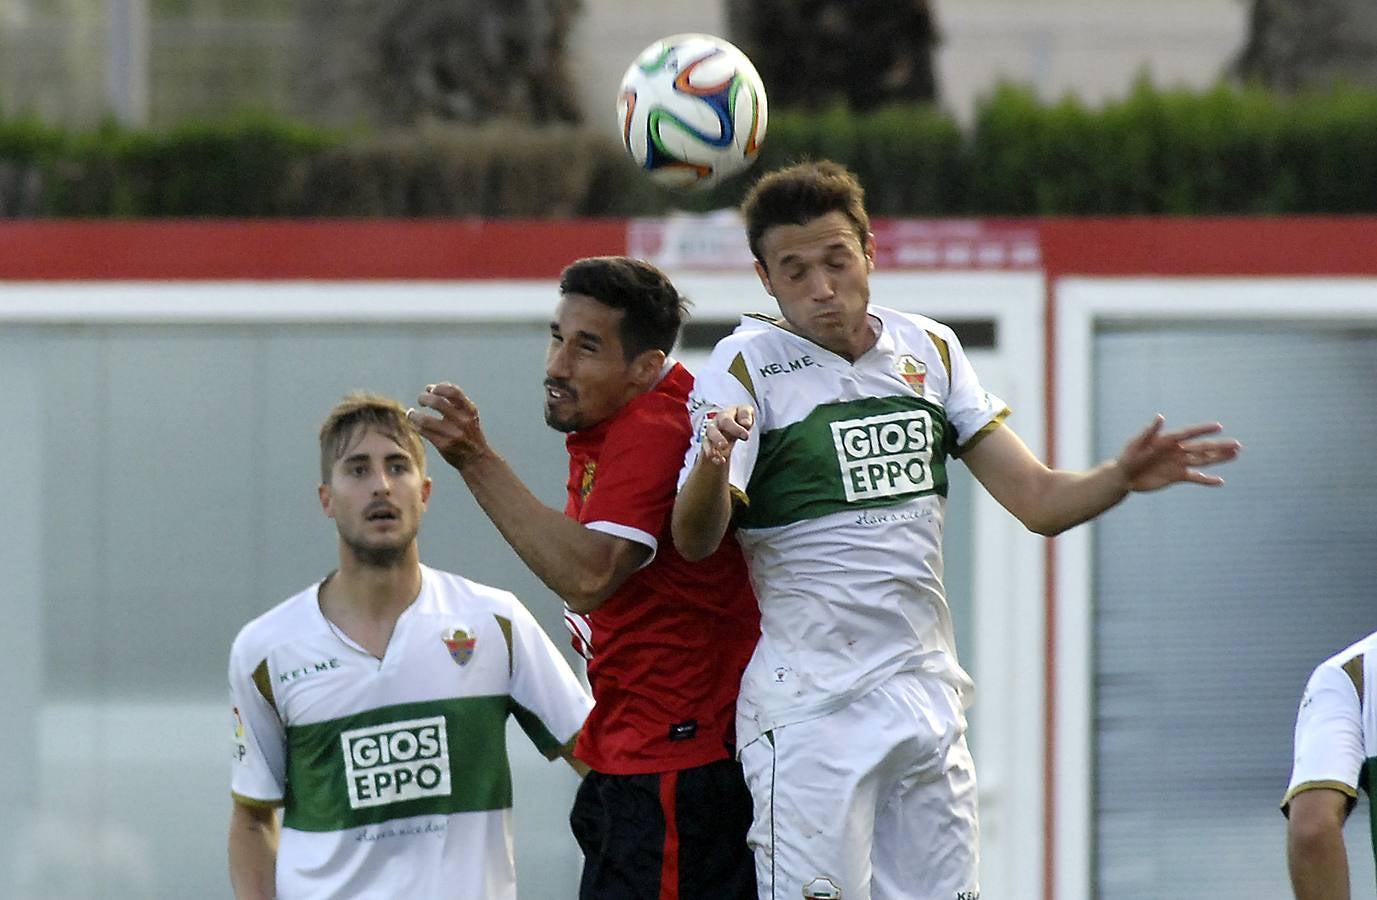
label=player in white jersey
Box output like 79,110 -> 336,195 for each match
1283,630 -> 1377,899
673,161 -> 1241,900
227,392 -> 591,900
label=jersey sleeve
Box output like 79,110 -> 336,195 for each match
1281,660 -> 1365,813
679,338 -> 761,501
936,325 -> 1010,456
228,634 -> 287,807
579,398 -> 689,561
504,600 -> 595,760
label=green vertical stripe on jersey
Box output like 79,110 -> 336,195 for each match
740,394 -> 952,530
511,699 -> 564,759
1365,757 -> 1376,886
1349,652 -> 1373,885
283,695 -> 513,832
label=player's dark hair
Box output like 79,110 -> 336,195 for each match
558,256 -> 688,360
318,391 -> 426,484
741,160 -> 871,268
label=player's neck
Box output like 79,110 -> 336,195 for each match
786,311 -> 879,362
320,549 -> 423,657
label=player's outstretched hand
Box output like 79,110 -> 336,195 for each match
702,405 -> 756,466
408,383 -> 489,471
1117,415 -> 1242,492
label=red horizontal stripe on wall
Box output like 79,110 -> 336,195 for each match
0,220 -> 627,281
1041,217 -> 1377,277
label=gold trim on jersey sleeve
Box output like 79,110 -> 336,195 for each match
926,330 -> 953,382
952,407 -> 1012,458
727,352 -> 758,404
730,485 -> 750,508
251,659 -> 278,717
494,614 -> 514,678
1342,653 -> 1365,707
1280,780 -> 1359,815
232,791 -> 284,809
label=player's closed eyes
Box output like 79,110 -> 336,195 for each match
784,260 -> 849,282
550,333 -> 600,354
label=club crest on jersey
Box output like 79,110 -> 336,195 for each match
232,706 -> 245,739
441,628 -> 477,666
897,354 -> 926,391
580,461 -> 596,501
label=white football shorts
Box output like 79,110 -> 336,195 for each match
739,670 -> 980,900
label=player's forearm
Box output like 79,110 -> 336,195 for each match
229,844 -> 276,900
672,456 -> 733,561
1015,460 -> 1130,536
1288,825 -> 1350,900
456,449 -> 626,610
228,811 -> 278,899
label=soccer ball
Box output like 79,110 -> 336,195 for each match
617,33 -> 768,191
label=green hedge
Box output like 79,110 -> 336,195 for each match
968,81 -> 1377,214
3,82 -> 1376,217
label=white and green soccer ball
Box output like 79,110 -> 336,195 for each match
616,33 -> 769,191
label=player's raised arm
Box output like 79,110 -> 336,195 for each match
963,415 -> 1241,536
672,404 -> 754,561
410,381 -> 649,613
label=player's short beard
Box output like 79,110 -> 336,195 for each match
342,532 -> 414,569
543,406 -> 580,433
543,378 -> 581,433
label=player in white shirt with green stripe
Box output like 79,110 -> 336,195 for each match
1283,630 -> 1377,899
227,392 -> 591,900
673,161 -> 1241,900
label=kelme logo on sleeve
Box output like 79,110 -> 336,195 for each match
340,716 -> 451,809
830,409 -> 936,502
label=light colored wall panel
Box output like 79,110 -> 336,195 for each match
1092,325 -> 1377,898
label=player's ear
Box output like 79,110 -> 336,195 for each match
631,347 -> 666,388
754,260 -> 774,296
319,483 -> 334,517
420,477 -> 432,505
864,232 -> 876,271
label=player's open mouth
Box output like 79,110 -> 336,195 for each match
544,382 -> 576,402
364,506 -> 399,521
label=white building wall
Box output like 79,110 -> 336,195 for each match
570,0 -> 1249,123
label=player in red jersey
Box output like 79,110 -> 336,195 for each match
409,255 -> 759,899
